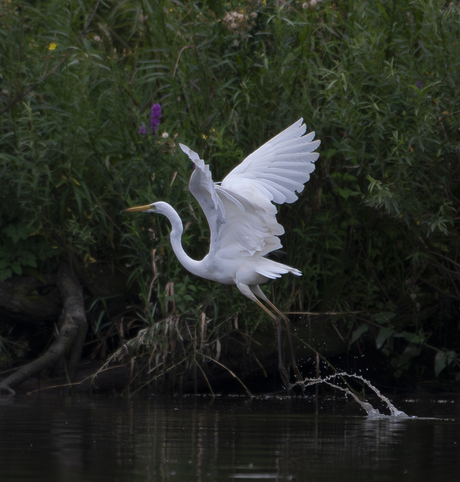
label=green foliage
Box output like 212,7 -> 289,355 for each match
0,218 -> 55,280
1,0 -> 460,384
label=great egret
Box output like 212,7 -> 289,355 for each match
127,119 -> 320,388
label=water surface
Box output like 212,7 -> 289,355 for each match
0,393 -> 459,481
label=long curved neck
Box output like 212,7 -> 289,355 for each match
158,203 -> 205,278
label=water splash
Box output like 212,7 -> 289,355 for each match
300,372 -> 410,419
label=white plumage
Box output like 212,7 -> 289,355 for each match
127,118 -> 320,387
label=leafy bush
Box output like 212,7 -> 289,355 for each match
1,0 -> 460,386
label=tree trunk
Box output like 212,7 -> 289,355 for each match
0,262 -> 87,394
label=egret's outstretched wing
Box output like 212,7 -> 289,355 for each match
180,143 -> 279,260
221,118 -> 320,207
179,142 -> 225,244
179,144 -> 274,258
179,119 -> 320,261
214,184 -> 284,259
217,119 -> 320,259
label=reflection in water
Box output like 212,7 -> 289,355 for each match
0,395 -> 459,481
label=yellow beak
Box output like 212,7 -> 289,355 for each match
125,204 -> 153,212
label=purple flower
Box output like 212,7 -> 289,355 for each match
138,124 -> 147,135
150,103 -> 162,133
415,80 -> 423,90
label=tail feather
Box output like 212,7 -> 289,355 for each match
255,259 -> 302,280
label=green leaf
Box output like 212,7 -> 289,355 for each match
395,343 -> 421,369
4,224 -> 29,243
17,250 -> 37,267
395,332 -> 424,344
0,269 -> 12,281
343,173 -> 358,182
435,352 -> 447,377
376,327 -> 394,349
350,324 -> 368,344
11,261 -> 22,275
335,187 -> 356,200
434,351 -> 457,377
371,311 -> 396,325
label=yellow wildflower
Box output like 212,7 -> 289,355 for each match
48,42 -> 58,51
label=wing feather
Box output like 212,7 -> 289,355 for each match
180,143 -> 226,252
221,118 -> 320,205
179,119 -> 320,261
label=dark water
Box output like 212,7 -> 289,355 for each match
0,393 -> 459,481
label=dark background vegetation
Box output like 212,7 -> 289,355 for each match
1,0 -> 459,393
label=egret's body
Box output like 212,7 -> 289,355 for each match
127,119 -> 320,388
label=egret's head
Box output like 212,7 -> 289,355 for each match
125,203 -> 157,213
125,201 -> 172,215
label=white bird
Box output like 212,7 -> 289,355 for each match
127,119 -> 320,388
